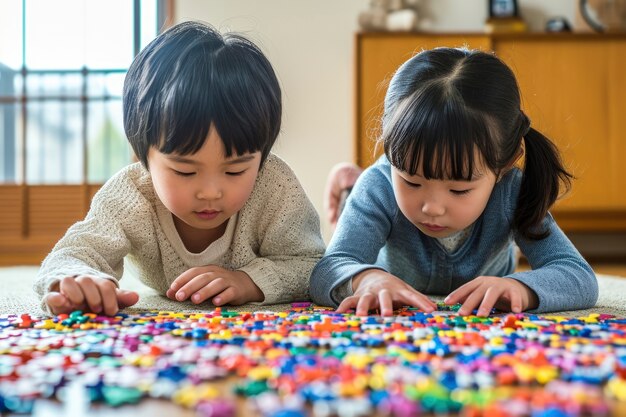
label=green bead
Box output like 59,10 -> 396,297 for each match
102,386 -> 143,407
234,380 -> 269,396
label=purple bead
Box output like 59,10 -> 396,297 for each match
379,394 -> 421,417
196,399 -> 236,417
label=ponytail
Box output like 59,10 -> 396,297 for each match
515,118 -> 573,240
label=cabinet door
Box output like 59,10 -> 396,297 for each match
356,34 -> 492,167
608,39 -> 626,209
495,38 -> 626,229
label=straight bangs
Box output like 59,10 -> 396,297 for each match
157,36 -> 280,159
383,83 -> 497,180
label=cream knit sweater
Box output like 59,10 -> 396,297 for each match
34,153 -> 325,308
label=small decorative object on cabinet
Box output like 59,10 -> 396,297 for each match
485,0 -> 527,33
358,0 -> 422,32
578,0 -> 626,32
489,0 -> 519,18
546,17 -> 572,33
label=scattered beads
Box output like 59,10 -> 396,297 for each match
0,304 -> 625,416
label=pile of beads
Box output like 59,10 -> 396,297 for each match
1,304 -> 625,416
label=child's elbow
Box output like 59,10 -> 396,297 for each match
308,262 -> 334,307
587,273 -> 599,308
579,263 -> 599,309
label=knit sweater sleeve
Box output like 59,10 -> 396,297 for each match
33,166 -> 142,302
234,155 -> 326,305
309,161 -> 394,307
502,171 -> 598,312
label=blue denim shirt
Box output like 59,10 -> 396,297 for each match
310,156 -> 597,313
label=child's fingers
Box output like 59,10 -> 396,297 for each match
95,280 -> 120,316
116,290 -> 139,309
476,287 -> 500,317
100,293 -> 118,316
378,290 -> 393,316
59,278 -> 86,306
176,274 -> 217,301
170,267 -> 206,292
44,292 -> 72,315
212,287 -> 237,306
444,279 -> 479,305
402,291 -> 436,313
336,296 -> 359,313
327,206 -> 338,225
508,289 -> 523,313
457,287 -> 487,316
188,278 -> 228,304
74,277 -> 103,313
416,291 -> 438,309
356,293 -> 376,316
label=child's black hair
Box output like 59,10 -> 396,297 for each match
123,21 -> 281,167
381,47 -> 572,240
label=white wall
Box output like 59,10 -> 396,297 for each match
175,0 -> 578,241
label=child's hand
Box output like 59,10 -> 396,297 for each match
324,162 -> 363,228
44,276 -> 139,316
167,266 -> 264,306
336,269 -> 437,316
444,276 -> 539,317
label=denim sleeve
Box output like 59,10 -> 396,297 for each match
309,165 -> 394,307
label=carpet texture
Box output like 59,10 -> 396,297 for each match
1,266 -> 624,316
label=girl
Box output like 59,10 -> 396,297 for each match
310,47 -> 597,317
35,21 -> 325,316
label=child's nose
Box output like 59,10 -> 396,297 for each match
421,200 -> 445,217
196,183 -> 223,200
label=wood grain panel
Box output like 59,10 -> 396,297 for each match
28,186 -> 86,234
608,39 -> 626,208
495,38 -> 612,211
0,184 -> 101,265
0,186 -> 23,237
0,235 -> 60,265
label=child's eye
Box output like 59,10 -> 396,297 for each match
451,189 -> 471,195
226,170 -> 246,176
173,170 -> 195,177
403,178 -> 421,188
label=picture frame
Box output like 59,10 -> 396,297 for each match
489,0 -> 519,19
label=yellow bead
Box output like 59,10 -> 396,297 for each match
535,366 -> 558,384
606,378 -> 626,402
369,375 -> 386,391
248,366 -> 274,380
138,356 -> 155,367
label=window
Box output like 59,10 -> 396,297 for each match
0,0 -> 169,184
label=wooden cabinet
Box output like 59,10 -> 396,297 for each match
355,32 -> 626,232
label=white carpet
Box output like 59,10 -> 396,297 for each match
0,266 -> 294,316
1,266 -> 625,317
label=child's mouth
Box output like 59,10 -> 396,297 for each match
421,222 -> 446,232
195,210 -> 220,220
